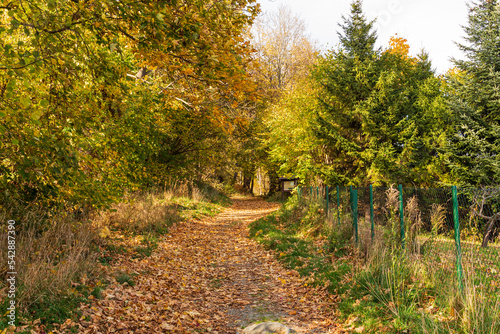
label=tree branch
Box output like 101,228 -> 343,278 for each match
0,1 -> 13,9
481,212 -> 500,248
0,58 -> 43,70
472,189 -> 500,248
18,20 -> 87,34
117,27 -> 136,41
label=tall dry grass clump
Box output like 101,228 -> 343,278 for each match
405,196 -> 423,254
96,190 -> 180,235
382,185 -> 401,247
420,202 -> 447,260
430,203 -> 446,237
0,204 -> 98,313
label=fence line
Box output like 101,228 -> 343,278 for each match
296,184 -> 500,296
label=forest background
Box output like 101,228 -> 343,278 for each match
2,0 -> 499,209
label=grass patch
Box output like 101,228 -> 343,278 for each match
115,272 -> 136,287
0,279 -> 108,330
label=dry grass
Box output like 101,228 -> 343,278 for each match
0,206 -> 98,313
405,196 -> 423,254
430,203 -> 446,236
94,183 -> 214,235
384,185 -> 400,216
461,281 -> 500,333
96,191 -> 179,234
380,185 -> 402,247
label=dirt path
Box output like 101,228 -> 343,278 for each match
71,197 -> 342,333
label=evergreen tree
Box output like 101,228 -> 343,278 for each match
312,0 -> 380,185
444,0 -> 500,185
312,1 -> 448,186
360,43 -> 450,186
337,0 -> 378,61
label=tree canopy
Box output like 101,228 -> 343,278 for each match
3,0 -> 500,208
0,0 -> 261,207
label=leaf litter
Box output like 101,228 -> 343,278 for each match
52,197 -> 344,333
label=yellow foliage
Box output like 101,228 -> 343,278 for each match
388,34 -> 410,59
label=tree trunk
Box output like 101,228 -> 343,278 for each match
481,213 -> 500,248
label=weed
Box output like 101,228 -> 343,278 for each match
209,278 -> 225,289
91,286 -> 104,299
115,272 -> 136,287
382,185 -> 402,248
405,196 -> 423,254
430,203 -> 446,237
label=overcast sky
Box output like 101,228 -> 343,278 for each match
256,0 -> 471,74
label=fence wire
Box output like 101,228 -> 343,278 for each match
298,185 -> 500,295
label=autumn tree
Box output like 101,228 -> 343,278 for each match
252,4 -> 317,99
0,0 -> 260,207
263,76 -> 324,184
243,5 -> 318,193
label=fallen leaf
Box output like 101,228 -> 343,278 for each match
160,322 -> 175,330
99,226 -> 111,238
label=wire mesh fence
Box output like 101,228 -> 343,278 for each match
297,185 -> 500,296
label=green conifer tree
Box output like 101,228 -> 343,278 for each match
337,0 -> 378,61
312,0 -> 380,185
312,1 -> 448,186
444,0 -> 500,185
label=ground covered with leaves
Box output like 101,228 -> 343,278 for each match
47,197 -> 342,333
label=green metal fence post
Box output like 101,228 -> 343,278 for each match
352,189 -> 358,244
349,185 -> 353,216
310,186 -> 313,199
326,186 -> 329,217
298,186 -> 301,201
370,184 -> 374,241
452,185 -> 464,293
317,186 -> 319,199
349,186 -> 353,216
337,186 -> 340,226
399,184 -> 405,249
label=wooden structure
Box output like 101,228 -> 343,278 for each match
279,177 -> 299,201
